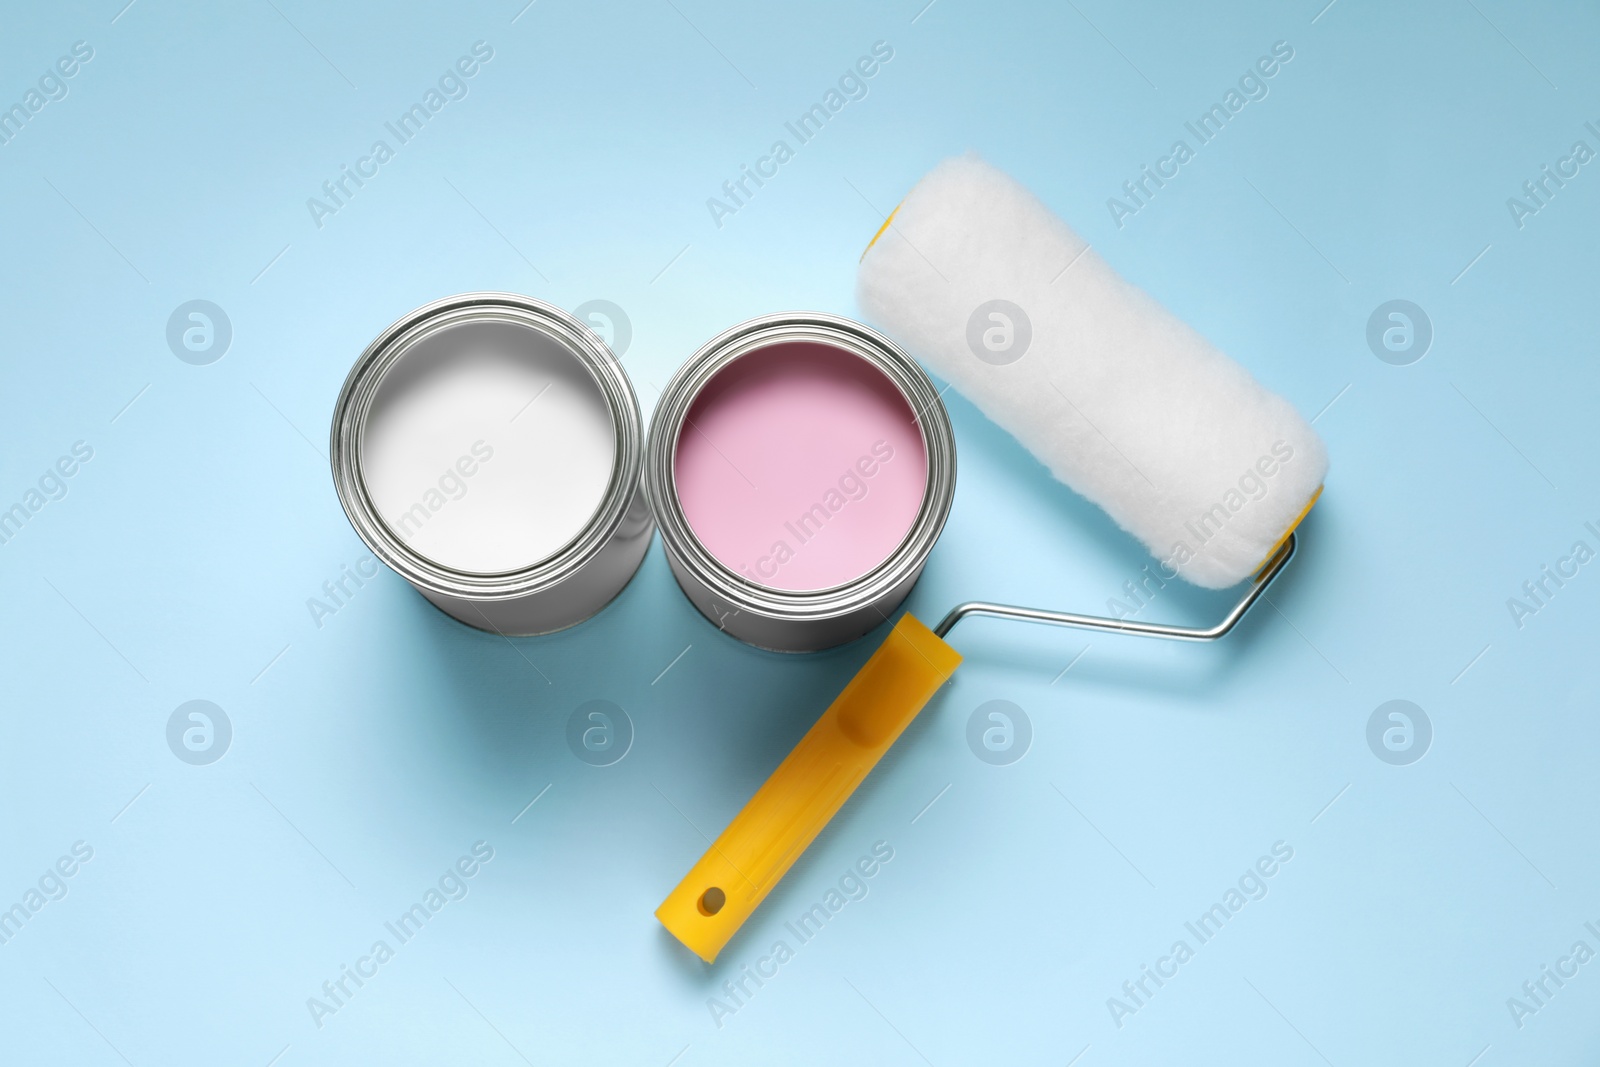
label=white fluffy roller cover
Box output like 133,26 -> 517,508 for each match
857,155 -> 1328,589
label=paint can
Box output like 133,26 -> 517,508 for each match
645,312 -> 955,652
331,292 -> 652,635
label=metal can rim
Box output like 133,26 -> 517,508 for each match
645,312 -> 956,626
329,292 -> 645,603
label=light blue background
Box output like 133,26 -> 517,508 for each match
2,0 -> 1597,1063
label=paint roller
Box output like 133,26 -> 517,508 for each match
655,154 -> 1327,962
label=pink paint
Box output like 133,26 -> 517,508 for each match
673,341 -> 929,592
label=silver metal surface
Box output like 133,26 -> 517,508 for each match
933,532 -> 1298,640
646,313 -> 957,653
330,292 -> 651,636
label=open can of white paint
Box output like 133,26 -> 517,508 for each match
330,293 -> 652,635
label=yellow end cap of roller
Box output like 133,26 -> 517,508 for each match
1254,484 -> 1322,580
860,204 -> 901,261
655,614 -> 961,963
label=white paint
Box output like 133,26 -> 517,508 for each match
360,317 -> 615,574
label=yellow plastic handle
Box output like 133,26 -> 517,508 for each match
655,614 -> 962,962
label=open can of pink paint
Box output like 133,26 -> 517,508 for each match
645,313 -> 956,652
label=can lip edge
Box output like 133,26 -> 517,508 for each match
330,292 -> 647,603
645,312 -> 956,626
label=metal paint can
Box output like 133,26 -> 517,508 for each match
330,292 -> 652,636
645,313 -> 956,652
